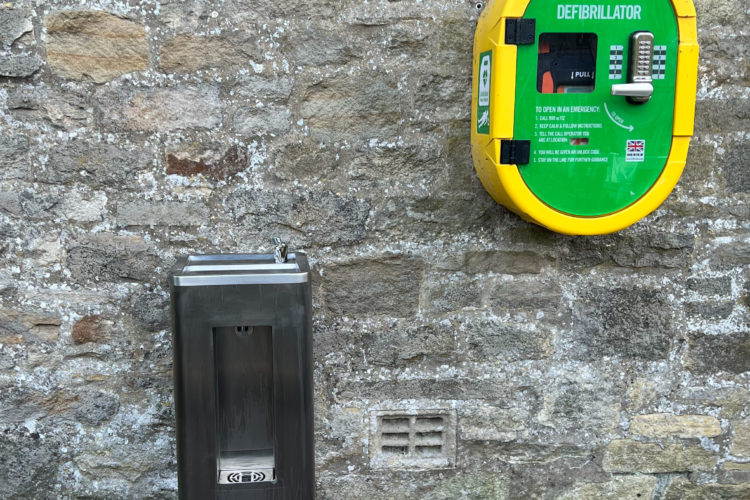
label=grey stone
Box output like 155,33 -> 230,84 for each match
687,276 -> 732,297
115,201 -> 209,227
422,274 -> 482,314
612,232 -> 695,269
233,105 -> 291,136
488,278 -> 563,313
74,392 -> 119,425
723,141 -> 750,194
96,84 -> 221,132
0,429 -> 59,498
299,74 -> 402,139
663,477 -> 750,500
460,317 -> 552,362
6,85 -> 91,129
0,53 -> 42,77
225,188 -> 370,246
443,250 -> 545,275
687,331 -> 750,375
66,233 -> 160,283
602,439 -> 718,473
321,256 -> 423,319
44,140 -> 150,186
0,8 -> 32,47
364,321 -> 456,367
685,301 -> 734,320
0,135 -> 30,181
571,287 -> 673,360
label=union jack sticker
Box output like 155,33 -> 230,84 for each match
626,139 -> 645,162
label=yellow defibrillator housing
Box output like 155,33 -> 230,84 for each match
471,0 -> 699,235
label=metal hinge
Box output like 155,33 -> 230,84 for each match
505,18 -> 536,45
500,140 -> 531,165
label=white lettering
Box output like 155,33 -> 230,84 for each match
556,4 -> 643,20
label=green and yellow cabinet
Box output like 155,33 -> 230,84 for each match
471,0 -> 699,235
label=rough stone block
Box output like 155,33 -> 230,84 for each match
686,332 -> 750,375
0,8 -> 33,46
571,287 -> 672,360
45,140 -> 149,186
115,201 -> 209,227
629,413 -> 722,438
46,10 -> 148,83
225,188 -> 370,246
602,439 -> 718,473
0,135 -> 30,180
422,274 -> 482,314
300,74 -> 401,139
365,321 -> 456,367
459,317 -> 552,362
0,430 -> 59,498
166,143 -> 248,179
558,475 -> 657,500
687,276 -> 732,297
74,391 -> 119,425
722,141 -> 750,194
65,233 -> 159,283
233,105 -> 291,136
71,315 -> 109,344
96,84 -> 222,132
663,477 -> 750,500
459,250 -> 544,275
685,301 -> 734,320
488,278 -> 563,313
159,34 -> 261,72
0,54 -> 42,77
730,420 -> 750,457
321,257 -> 423,318
7,85 -> 91,129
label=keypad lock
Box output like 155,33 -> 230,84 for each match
611,31 -> 654,103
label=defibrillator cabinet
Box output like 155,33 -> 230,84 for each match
471,0 -> 699,235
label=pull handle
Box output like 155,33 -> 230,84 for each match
611,82 -> 654,98
612,31 -> 654,104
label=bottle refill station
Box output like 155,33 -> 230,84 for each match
471,0 -> 699,235
170,241 -> 314,499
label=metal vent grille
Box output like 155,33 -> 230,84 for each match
370,410 -> 456,470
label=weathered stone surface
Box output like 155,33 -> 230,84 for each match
96,84 -> 222,132
439,250 -> 545,275
602,439 -> 718,473
731,420 -> 750,457
225,188 -> 370,246
685,301 -> 734,320
422,274 -> 482,313
300,74 -> 402,139
460,317 -> 552,362
166,143 -> 248,179
364,321 -> 456,367
571,287 -> 672,360
663,477 -> 750,500
44,139 -> 150,186
687,332 -> 750,375
321,257 -> 423,318
71,315 -> 108,344
66,233 -> 159,283
115,201 -> 209,227
160,34 -> 261,72
0,8 -> 32,46
687,276 -> 732,297
629,413 -> 722,438
234,105 -> 291,136
0,53 -> 42,77
488,278 -> 563,313
74,391 -> 119,425
723,141 -> 750,194
0,135 -> 30,181
558,475 -> 657,500
7,85 -> 91,129
46,11 -> 148,83
0,430 -> 59,498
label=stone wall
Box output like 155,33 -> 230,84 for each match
0,0 -> 748,498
